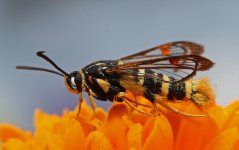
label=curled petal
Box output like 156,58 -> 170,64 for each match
107,103 -> 129,121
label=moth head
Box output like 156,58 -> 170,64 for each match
16,51 -> 83,94
65,71 -> 82,94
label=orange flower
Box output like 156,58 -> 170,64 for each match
1,98 -> 239,150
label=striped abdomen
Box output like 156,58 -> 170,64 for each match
141,69 -> 189,102
143,70 -> 214,106
120,69 -> 214,106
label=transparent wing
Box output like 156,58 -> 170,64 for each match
120,41 -> 204,62
107,55 -> 214,83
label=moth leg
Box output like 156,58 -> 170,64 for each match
117,92 -> 156,116
134,95 -> 138,107
155,95 -> 208,117
88,94 -> 97,118
125,98 -> 152,108
76,92 -> 83,119
128,94 -> 137,115
152,102 -> 160,116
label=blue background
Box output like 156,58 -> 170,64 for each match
0,0 -> 239,130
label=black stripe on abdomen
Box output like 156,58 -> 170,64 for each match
143,70 -> 163,102
167,79 -> 186,100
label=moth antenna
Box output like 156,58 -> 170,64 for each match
16,66 -> 64,77
37,51 -> 69,77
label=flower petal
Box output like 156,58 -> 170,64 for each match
208,105 -> 227,130
107,103 -> 129,121
86,130 -> 113,150
34,109 -> 65,139
127,123 -> 143,149
64,120 -> 86,150
1,139 -> 28,150
0,124 -> 32,142
2,97 -> 239,150
204,128 -> 239,150
25,139 -> 48,150
224,99 -> 239,115
46,134 -> 64,150
105,104 -> 129,150
131,112 -> 150,127
141,117 -> 154,145
95,108 -> 107,122
223,101 -> 239,130
105,117 -> 129,150
175,103 -> 219,150
143,116 -> 174,150
77,101 -> 94,121
78,120 -> 95,137
156,101 -> 191,137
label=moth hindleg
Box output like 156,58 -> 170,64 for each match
117,92 -> 157,116
154,94 -> 208,117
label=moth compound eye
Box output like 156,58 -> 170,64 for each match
75,74 -> 82,85
71,77 -> 76,86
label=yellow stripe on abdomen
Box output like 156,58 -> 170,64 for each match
161,75 -> 170,96
185,81 -> 192,99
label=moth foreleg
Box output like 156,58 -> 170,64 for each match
88,94 -> 96,118
76,92 -> 83,119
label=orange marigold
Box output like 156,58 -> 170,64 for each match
1,98 -> 239,150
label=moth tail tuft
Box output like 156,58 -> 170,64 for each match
191,77 -> 215,106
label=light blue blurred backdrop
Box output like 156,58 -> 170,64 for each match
0,0 -> 239,130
